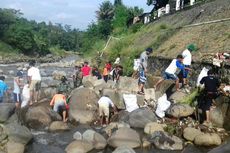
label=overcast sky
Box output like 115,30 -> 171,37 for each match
0,0 -> 152,30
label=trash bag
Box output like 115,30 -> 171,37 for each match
21,84 -> 30,108
197,67 -> 209,87
155,94 -> 171,118
123,94 -> 139,112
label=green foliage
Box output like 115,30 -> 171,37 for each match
114,0 -> 123,6
96,1 -> 114,21
0,8 -> 83,55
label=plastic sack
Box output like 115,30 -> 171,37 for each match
123,94 -> 139,112
196,67 -> 209,87
21,84 -> 30,108
155,94 -> 171,118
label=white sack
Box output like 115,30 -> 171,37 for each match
123,94 -> 139,112
155,94 -> 171,118
196,67 -> 209,87
21,84 -> 30,108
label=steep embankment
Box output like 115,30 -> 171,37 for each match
105,0 -> 230,74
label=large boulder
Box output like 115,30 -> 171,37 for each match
104,122 -> 130,136
65,140 -> 94,153
169,91 -> 189,103
108,127 -> 141,148
208,142 -> 230,153
7,140 -> 25,153
144,88 -> 157,103
82,76 -> 98,88
149,131 -> 183,150
118,77 -> 139,92
24,103 -> 62,129
112,146 -> 136,153
69,88 -> 99,124
49,121 -> 70,132
194,133 -> 221,146
102,89 -> 125,109
144,122 -> 166,135
82,129 -> 107,150
183,127 -> 203,142
167,104 -> 194,118
4,122 -> 32,145
126,108 -> 157,128
0,103 -> 15,122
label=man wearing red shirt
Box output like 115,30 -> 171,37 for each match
81,62 -> 91,77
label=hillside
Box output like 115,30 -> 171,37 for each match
103,0 -> 230,74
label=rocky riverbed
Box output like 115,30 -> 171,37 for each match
0,56 -> 229,153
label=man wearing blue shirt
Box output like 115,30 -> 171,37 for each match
0,76 -> 9,103
155,55 -> 192,91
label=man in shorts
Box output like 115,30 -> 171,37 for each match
13,71 -> 23,108
140,48 -> 153,72
200,69 -> 220,125
155,55 -> 192,91
50,91 -> 68,122
98,95 -> 117,126
27,60 -> 41,105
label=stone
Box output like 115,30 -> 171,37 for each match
69,88 -> 99,124
82,129 -> 107,150
183,127 -> 203,142
194,133 -> 221,146
108,127 -> 141,148
208,142 -> 230,153
102,89 -> 125,109
144,122 -> 166,135
112,146 -> 136,153
52,70 -> 66,80
127,108 -> 157,128
104,122 -> 130,136
142,140 -> 151,148
4,122 -> 32,145
118,77 -> 139,92
144,88 -> 156,102
24,103 -> 62,129
7,141 -> 25,153
82,76 -> 98,88
49,121 -> 70,132
0,103 -> 15,122
169,91 -> 188,103
73,131 -> 82,140
167,104 -> 194,118
65,140 -> 94,153
149,131 -> 183,150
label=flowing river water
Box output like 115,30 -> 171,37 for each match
0,56 -> 229,153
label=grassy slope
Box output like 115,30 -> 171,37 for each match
102,0 -> 230,74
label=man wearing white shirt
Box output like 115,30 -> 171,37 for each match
27,60 -> 41,105
155,55 -> 191,91
182,44 -> 196,85
98,95 -> 117,126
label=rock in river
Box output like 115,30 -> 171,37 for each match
65,140 -> 94,153
167,104 -> 194,118
194,133 -> 221,146
7,140 -> 25,153
208,141 -> 230,153
149,131 -> 183,150
183,127 -> 203,142
49,121 -> 70,132
0,103 -> 15,122
69,88 -> 99,124
112,146 -> 136,153
126,108 -> 157,128
144,122 -> 166,135
108,127 -> 141,148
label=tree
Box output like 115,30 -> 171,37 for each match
114,0 -> 123,6
96,1 -> 114,21
113,5 -> 130,33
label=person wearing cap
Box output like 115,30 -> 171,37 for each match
155,55 -> 192,91
140,48 -> 153,72
98,95 -> 117,126
27,60 -> 41,105
182,44 -> 196,85
0,76 -> 9,103
13,71 -> 24,108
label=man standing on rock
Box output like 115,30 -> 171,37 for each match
182,44 -> 196,86
98,95 -> 117,126
13,71 -> 24,108
155,55 -> 192,91
200,69 -> 220,126
27,60 -> 41,105
140,48 -> 153,72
